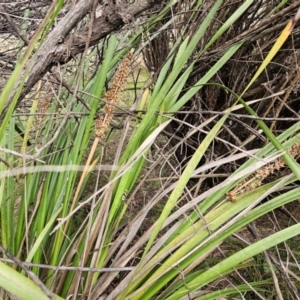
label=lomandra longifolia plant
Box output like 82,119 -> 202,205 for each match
1,1 -> 300,300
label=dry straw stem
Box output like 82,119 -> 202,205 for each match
96,51 -> 132,138
227,142 -> 300,202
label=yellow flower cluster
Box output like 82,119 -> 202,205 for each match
37,81 -> 52,127
227,142 -> 300,202
95,52 -> 132,138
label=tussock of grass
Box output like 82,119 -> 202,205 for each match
1,1 -> 300,300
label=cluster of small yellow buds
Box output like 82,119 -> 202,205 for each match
95,52 -> 132,138
36,77 -> 55,128
227,142 -> 300,202
37,87 -> 52,127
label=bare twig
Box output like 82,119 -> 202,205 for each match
0,258 -> 134,272
0,4 -> 30,45
0,245 -> 55,300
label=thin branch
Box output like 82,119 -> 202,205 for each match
0,258 -> 134,272
0,4 -> 30,45
0,245 -> 55,300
